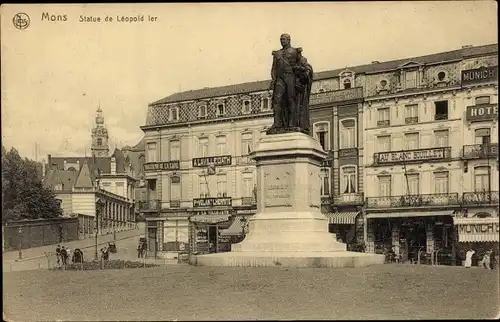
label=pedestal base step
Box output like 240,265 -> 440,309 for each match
189,251 -> 385,268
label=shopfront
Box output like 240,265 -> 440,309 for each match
324,211 -> 361,249
365,210 -> 456,264
189,209 -> 232,254
453,216 -> 500,266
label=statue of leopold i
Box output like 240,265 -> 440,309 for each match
267,33 -> 314,135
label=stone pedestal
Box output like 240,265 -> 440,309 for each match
190,132 -> 384,268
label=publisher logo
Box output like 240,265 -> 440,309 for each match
13,13 -> 30,30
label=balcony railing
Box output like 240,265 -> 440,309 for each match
434,113 -> 448,121
377,120 -> 390,127
462,143 -> 498,160
373,147 -> 452,165
405,116 -> 418,124
333,193 -> 364,205
170,200 -> 181,208
462,191 -> 499,205
366,193 -> 460,209
241,197 -> 256,206
135,199 -> 161,211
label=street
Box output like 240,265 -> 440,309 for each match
3,264 -> 499,321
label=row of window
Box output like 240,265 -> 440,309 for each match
161,173 -> 255,200
165,98 -> 272,122
375,127 -> 492,153
376,96 -> 492,127
376,167 -> 493,196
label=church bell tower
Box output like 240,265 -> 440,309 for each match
91,107 -> 109,157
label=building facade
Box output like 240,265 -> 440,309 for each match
141,43 -> 498,261
44,108 -> 143,237
362,44 -> 498,263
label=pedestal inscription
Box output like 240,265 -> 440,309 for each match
264,169 -> 292,208
308,171 -> 321,208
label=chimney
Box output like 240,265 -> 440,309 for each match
63,160 -> 67,170
48,154 -> 52,169
111,157 -> 116,174
77,160 -> 80,171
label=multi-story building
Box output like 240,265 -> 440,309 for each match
44,108 -> 143,237
308,71 -> 365,247
455,62 -> 499,250
362,44 -> 498,263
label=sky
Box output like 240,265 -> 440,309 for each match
1,2 -> 497,161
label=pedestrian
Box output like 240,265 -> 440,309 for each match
482,249 -> 492,269
465,248 -> 475,268
55,245 -> 61,266
103,247 -> 109,261
60,246 -> 68,266
137,242 -> 143,258
66,247 -> 72,264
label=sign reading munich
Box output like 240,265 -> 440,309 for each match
192,155 -> 232,167
461,66 -> 498,85
374,148 -> 449,164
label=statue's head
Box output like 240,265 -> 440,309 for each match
280,33 -> 291,47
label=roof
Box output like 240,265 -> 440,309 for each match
49,156 -> 111,175
111,148 -> 126,173
43,169 -> 79,192
122,137 -> 145,152
74,162 -> 95,188
151,43 -> 498,105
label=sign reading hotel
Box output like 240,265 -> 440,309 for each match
466,105 -> 498,122
462,66 -> 498,86
193,197 -> 232,208
374,148 -> 449,164
144,161 -> 180,171
192,155 -> 232,167
309,87 -> 363,106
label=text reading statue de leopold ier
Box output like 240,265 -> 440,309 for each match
267,33 -> 314,136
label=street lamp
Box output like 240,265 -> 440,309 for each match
18,227 -> 23,260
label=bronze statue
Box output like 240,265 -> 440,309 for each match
267,33 -> 314,135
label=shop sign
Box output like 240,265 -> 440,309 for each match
461,66 -> 498,86
190,210 -> 231,224
144,161 -> 180,171
458,222 -> 499,234
193,197 -> 232,208
310,87 -> 363,105
374,147 -> 449,164
192,155 -> 232,167
466,105 -> 498,122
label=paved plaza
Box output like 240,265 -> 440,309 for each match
3,264 -> 499,321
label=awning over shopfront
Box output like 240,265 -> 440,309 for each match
220,215 -> 250,236
365,210 -> 453,219
324,212 -> 359,225
453,217 -> 500,243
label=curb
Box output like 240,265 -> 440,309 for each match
6,233 -> 141,263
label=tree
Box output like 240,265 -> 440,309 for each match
2,146 -> 62,223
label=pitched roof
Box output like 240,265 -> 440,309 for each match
74,162 -> 95,188
43,169 -> 79,192
111,148 -> 126,173
151,43 -> 498,105
49,157 -> 111,175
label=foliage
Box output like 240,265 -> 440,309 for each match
2,146 -> 62,223
50,259 -> 159,271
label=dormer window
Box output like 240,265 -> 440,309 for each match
261,97 -> 271,111
405,70 -> 418,89
343,79 -> 352,89
216,103 -> 226,117
242,100 -> 251,114
198,104 -> 208,119
168,107 -> 179,122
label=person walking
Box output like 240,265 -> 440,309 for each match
60,246 -> 68,266
465,248 -> 475,268
482,250 -> 492,269
55,245 -> 61,266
